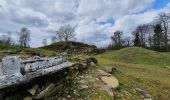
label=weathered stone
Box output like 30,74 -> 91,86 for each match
86,57 -> 97,66
101,85 -> 114,96
0,56 -> 73,89
80,85 -> 89,90
97,69 -> 111,76
35,83 -> 55,99
23,96 -> 33,100
2,56 -> 21,75
104,67 -> 117,74
100,76 -> 119,89
135,88 -> 152,100
90,62 -> 97,67
0,62 -> 2,76
27,84 -> 39,95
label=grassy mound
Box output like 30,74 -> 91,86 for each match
41,41 -> 104,54
98,47 -> 170,68
96,47 -> 170,100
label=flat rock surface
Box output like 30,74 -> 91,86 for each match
97,69 -> 119,89
101,76 -> 119,89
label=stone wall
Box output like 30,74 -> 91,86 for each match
0,56 -> 72,89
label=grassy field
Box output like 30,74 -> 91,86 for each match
96,47 -> 170,100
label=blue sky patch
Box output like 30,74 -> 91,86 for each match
153,0 -> 170,9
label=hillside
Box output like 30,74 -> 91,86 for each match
99,47 -> 170,68
96,47 -> 170,100
41,41 -> 105,55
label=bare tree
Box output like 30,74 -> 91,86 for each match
56,25 -> 75,43
19,27 -> 31,47
0,32 -> 13,45
123,37 -> 131,46
132,24 -> 152,47
156,12 -> 170,51
153,24 -> 163,50
111,31 -> 123,48
42,38 -> 47,46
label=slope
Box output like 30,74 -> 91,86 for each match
96,47 -> 170,100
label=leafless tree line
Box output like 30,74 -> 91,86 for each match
0,24 -> 75,47
109,11 -> 170,51
0,27 -> 31,48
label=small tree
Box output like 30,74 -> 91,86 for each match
19,27 -> 31,47
56,25 -> 75,43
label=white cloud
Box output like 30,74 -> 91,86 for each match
0,0 -> 169,47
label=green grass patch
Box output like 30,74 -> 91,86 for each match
95,47 -> 170,100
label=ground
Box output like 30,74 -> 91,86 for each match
1,44 -> 170,100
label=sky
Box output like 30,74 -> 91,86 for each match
0,0 -> 170,47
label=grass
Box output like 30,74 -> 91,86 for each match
95,47 -> 170,100
0,44 -> 59,58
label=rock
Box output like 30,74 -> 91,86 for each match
67,95 -> 71,98
135,88 -> 152,100
105,67 -> 117,74
79,80 -> 88,84
86,57 -> 98,66
33,56 -> 41,59
71,63 -> 86,71
100,71 -> 119,89
27,84 -> 39,95
35,83 -> 55,99
80,85 -> 89,90
2,56 -> 21,75
101,85 -> 114,96
0,62 -> 3,76
97,69 -> 111,76
23,96 -> 33,100
122,90 -> 132,97
90,62 -> 97,67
